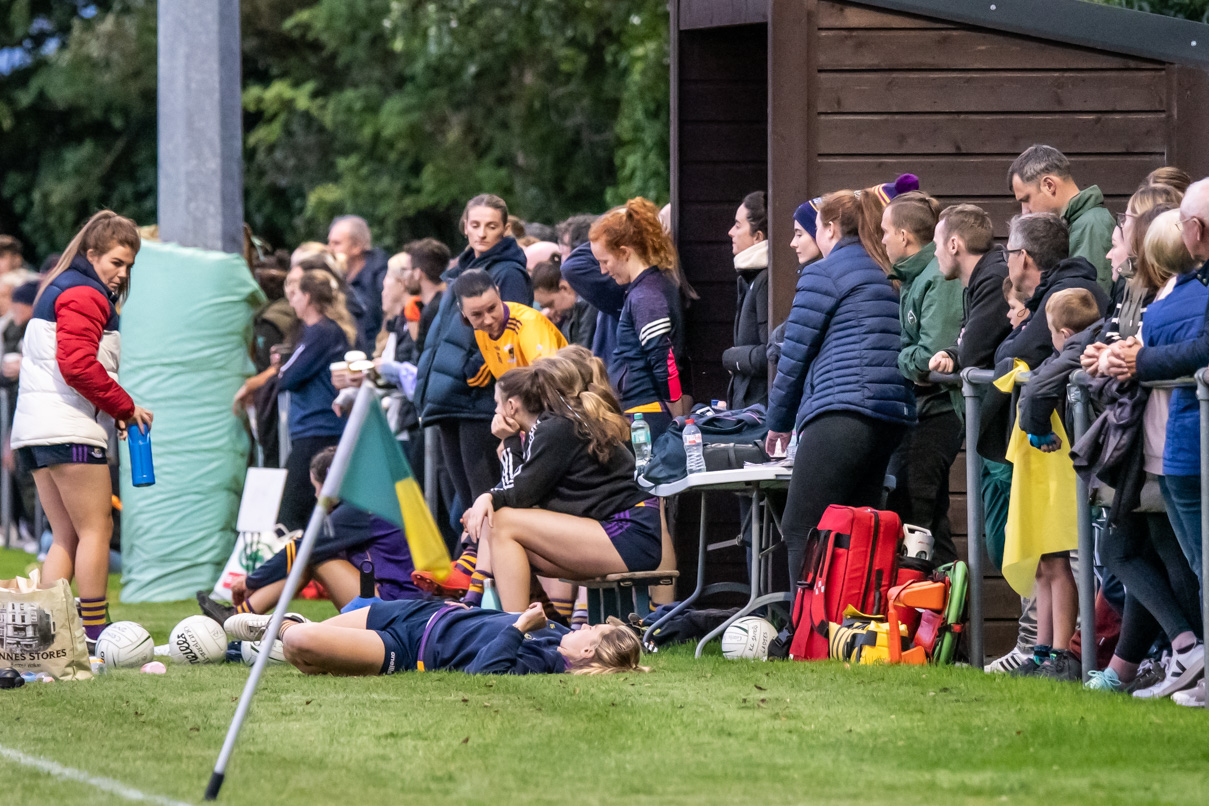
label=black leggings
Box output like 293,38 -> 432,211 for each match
782,411 -> 907,583
1102,512 -> 1202,663
280,434 -> 341,531
437,419 -> 500,515
885,408 -> 964,566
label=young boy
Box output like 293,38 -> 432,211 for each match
531,257 -> 597,349
1012,288 -> 1103,680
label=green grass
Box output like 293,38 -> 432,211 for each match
2,548 -> 1208,806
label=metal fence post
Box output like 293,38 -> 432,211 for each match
424,424 -> 439,517
961,368 -> 986,666
0,387 -> 10,549
1068,372 -> 1096,683
1196,368 -> 1209,711
277,392 -> 291,468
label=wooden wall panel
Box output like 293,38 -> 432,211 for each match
818,29 -> 1156,70
817,1 -> 954,29
816,71 -> 1166,114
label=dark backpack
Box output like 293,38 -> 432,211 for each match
641,404 -> 769,485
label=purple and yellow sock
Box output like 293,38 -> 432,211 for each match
79,596 -> 108,642
453,546 -> 478,578
464,569 -> 490,607
235,601 -> 255,615
550,597 -> 574,621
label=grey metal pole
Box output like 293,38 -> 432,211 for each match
1197,368 -> 1209,711
277,392 -> 291,468
1,387 -> 10,549
424,424 -> 439,517
205,383 -> 377,800
1068,373 -> 1095,683
961,368 -> 986,667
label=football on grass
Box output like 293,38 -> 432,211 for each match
240,639 -> 287,666
721,616 -> 776,660
168,616 -> 227,665
95,622 -> 155,669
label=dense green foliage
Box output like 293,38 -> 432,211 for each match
0,1 -> 669,259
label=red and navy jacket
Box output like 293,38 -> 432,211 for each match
11,256 -> 134,450
611,267 -> 684,414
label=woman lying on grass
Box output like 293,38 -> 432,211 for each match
225,600 -> 645,676
462,354 -> 663,612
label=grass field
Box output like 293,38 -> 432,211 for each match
2,548 -> 1208,806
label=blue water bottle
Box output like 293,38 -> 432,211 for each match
127,423 -> 155,487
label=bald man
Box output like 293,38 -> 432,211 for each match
329,215 -> 390,347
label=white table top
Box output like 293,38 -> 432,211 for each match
641,464 -> 794,497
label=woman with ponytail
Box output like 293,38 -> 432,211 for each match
11,210 -> 151,645
274,269 -> 354,529
460,353 -> 662,612
589,197 -> 689,440
765,188 -> 916,584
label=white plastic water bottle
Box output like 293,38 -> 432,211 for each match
786,430 -> 799,464
683,418 -> 706,474
631,413 -> 652,473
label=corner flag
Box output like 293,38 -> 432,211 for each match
333,398 -> 450,583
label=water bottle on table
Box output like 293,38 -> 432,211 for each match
683,418 -> 706,474
630,413 -> 652,474
127,423 -> 155,487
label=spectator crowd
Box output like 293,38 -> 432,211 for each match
3,144 -> 1207,698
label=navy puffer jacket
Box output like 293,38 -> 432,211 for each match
767,237 -> 915,433
414,237 -> 532,423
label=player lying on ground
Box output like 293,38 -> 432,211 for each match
197,447 -> 423,624
225,600 -> 645,676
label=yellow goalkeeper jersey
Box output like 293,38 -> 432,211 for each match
470,301 -> 567,385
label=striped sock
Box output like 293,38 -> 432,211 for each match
464,569 -> 490,607
79,596 -> 108,641
235,601 -> 255,615
453,546 -> 478,578
550,598 -> 574,621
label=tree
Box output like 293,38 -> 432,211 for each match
0,0 -> 671,260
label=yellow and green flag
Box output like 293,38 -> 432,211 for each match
335,400 -> 450,582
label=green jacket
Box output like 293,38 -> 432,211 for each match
891,242 -> 964,417
1064,184 -> 1116,295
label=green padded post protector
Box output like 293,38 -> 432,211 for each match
118,240 -> 265,602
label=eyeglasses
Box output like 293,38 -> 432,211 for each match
1005,248 -> 1026,259
1178,214 -> 1204,236
1115,211 -> 1134,229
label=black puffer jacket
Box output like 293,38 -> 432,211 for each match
723,268 -> 769,408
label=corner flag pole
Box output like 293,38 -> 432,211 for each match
204,383 -> 378,801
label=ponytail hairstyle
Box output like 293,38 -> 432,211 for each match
557,344 -> 623,416
498,355 -> 629,463
38,210 -> 141,304
816,190 -> 894,279
298,270 -> 358,346
590,198 -> 698,302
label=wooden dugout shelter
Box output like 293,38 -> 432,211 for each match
669,0 -> 1209,655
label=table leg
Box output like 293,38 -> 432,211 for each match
696,486 -> 765,657
643,493 -> 708,650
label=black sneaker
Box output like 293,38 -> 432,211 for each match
1009,657 -> 1043,677
1038,649 -> 1081,682
197,591 -> 237,625
1126,657 -> 1166,695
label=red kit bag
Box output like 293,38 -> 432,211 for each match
789,506 -> 902,660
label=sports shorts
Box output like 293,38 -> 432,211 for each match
600,498 -> 662,573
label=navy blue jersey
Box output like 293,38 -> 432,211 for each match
612,268 -> 684,411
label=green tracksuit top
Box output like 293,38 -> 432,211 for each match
892,241 -> 964,418
1063,184 -> 1116,296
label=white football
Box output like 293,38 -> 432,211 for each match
95,622 -> 155,669
168,616 -> 228,665
240,639 -> 287,666
721,616 -> 776,660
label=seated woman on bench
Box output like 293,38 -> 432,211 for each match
198,447 -> 424,624
461,353 -> 662,612
224,600 -> 644,676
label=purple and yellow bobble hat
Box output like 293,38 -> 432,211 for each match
793,173 -> 920,239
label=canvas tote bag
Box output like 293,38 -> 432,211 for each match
0,569 -> 93,680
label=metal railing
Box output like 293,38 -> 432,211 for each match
930,366 -> 1209,701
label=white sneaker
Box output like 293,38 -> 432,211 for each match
1150,642 -> 1204,699
1172,679 -> 1205,707
224,612 -> 309,641
984,646 -> 1031,674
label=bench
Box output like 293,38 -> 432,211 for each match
561,571 -> 680,624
